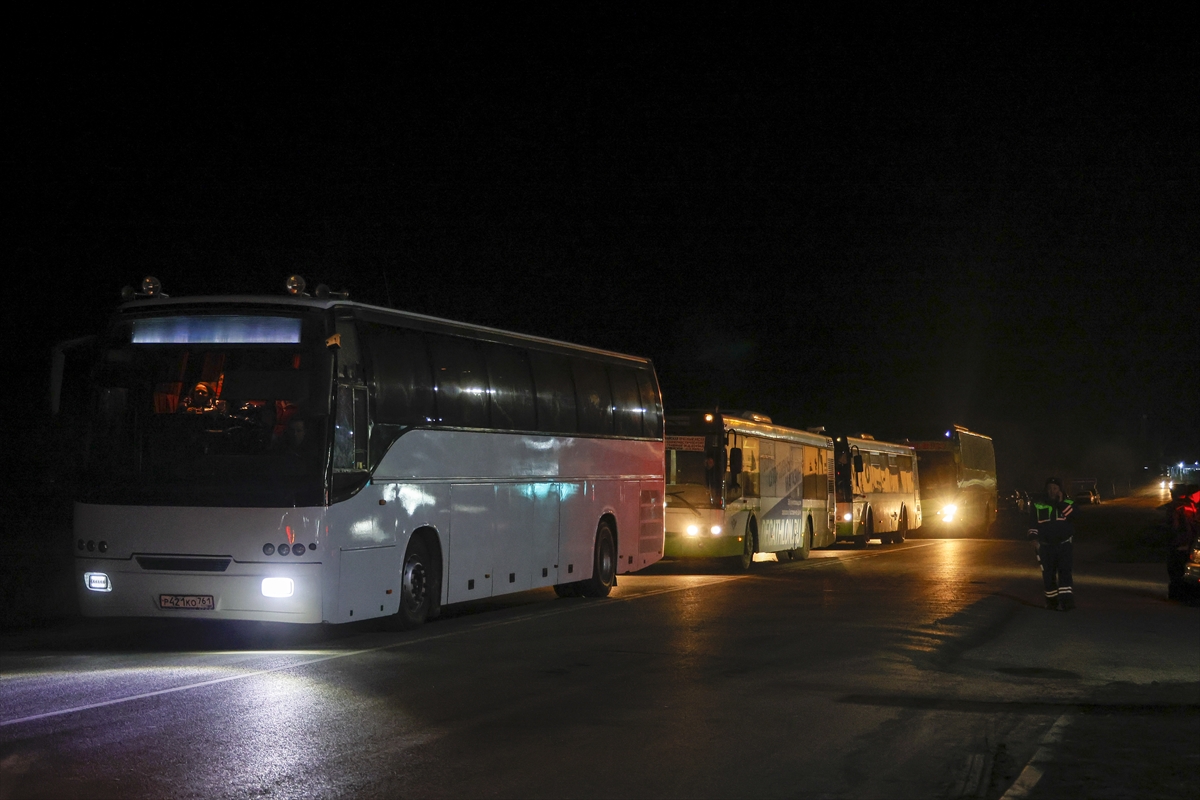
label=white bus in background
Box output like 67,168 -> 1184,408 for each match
908,425 -> 997,535
663,410 -> 835,568
833,434 -> 921,547
65,276 -> 665,627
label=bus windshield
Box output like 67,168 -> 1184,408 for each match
82,312 -> 332,506
917,451 -> 957,493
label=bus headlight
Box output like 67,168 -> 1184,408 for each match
686,525 -> 700,537
941,504 -> 958,522
710,525 -> 722,535
84,572 -> 112,592
261,577 -> 294,598
843,513 -> 852,521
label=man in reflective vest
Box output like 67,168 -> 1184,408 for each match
1028,477 -> 1076,610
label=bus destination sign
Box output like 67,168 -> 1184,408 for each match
665,436 -> 706,452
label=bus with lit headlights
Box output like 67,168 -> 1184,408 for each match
908,425 -> 996,536
833,435 -> 922,547
664,410 -> 835,568
65,276 -> 665,626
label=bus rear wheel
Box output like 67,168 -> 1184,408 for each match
895,510 -> 908,544
396,537 -> 433,629
579,520 -> 617,598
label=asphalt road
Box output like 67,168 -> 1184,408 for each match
2,500 -> 1197,799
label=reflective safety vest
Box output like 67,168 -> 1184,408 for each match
1032,498 -> 1074,543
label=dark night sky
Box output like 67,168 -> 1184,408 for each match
10,7 -> 1198,490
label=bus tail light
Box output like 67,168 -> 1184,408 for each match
84,572 -> 112,592
262,578 -> 294,598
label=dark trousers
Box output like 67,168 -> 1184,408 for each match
1039,541 -> 1074,602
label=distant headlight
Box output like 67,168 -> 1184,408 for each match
710,525 -> 722,535
261,577 -> 294,598
686,525 -> 700,537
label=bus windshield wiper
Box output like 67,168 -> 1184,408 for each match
667,490 -> 700,513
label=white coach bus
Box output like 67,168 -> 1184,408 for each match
833,434 -> 921,547
663,410 -> 835,568
67,277 -> 665,626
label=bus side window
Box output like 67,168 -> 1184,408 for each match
608,366 -> 643,438
530,351 -> 577,434
571,358 -> 613,435
333,383 -> 368,472
485,344 -> 536,431
429,334 -> 490,429
759,440 -> 776,496
634,367 -> 663,439
366,327 -> 435,426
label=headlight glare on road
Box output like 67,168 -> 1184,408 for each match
710,525 -> 722,535
84,572 -> 112,592
686,525 -> 699,537
261,577 -> 294,598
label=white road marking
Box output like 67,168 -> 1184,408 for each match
1000,714 -> 1072,799
1,575 -> 743,728
1,542 -> 933,729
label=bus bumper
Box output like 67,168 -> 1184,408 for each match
664,532 -> 744,558
76,558 -> 324,624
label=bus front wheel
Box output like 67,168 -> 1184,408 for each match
795,520 -> 812,560
579,520 -> 617,598
854,512 -> 873,549
396,537 -> 433,629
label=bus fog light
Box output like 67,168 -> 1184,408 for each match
261,578 -> 294,598
686,525 -> 699,536
84,572 -> 112,592
710,525 -> 722,535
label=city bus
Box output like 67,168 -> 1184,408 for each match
663,410 -> 835,568
65,276 -> 665,626
833,435 -> 922,547
907,425 -> 997,536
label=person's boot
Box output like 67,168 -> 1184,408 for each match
1059,594 -> 1075,611
1044,596 -> 1059,610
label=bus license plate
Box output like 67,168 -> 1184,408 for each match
159,594 -> 214,610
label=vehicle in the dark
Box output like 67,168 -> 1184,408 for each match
1071,479 -> 1100,505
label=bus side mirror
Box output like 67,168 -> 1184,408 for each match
729,447 -> 743,476
853,453 -> 864,473
50,335 -> 98,416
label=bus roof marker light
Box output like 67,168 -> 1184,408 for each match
286,275 -> 307,296
141,276 -> 163,297
261,577 -> 294,598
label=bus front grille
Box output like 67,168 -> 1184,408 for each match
136,556 -> 232,572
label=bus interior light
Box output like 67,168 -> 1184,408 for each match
262,578 -> 295,598
84,572 -> 112,592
